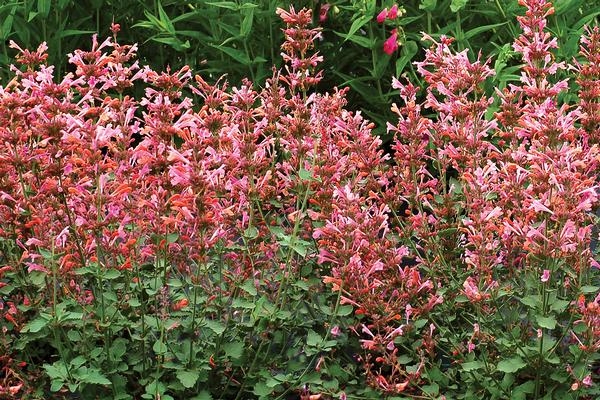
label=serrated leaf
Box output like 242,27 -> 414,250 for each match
497,357 -> 526,373
520,295 -> 539,308
80,369 -> 111,385
253,381 -> 272,396
298,168 -> 312,181
461,360 -> 483,371
243,226 -> 258,239
422,383 -> 439,395
291,241 -> 307,257
70,356 -> 86,368
241,279 -> 257,296
110,339 -> 127,359
176,370 -> 199,388
205,319 -> 226,335
191,391 -> 213,400
22,317 -> 48,333
536,315 -> 557,329
50,380 -> 64,392
223,341 -> 244,359
306,330 -> 322,347
550,299 -> 570,313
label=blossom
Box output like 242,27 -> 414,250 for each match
319,3 -> 331,23
541,269 -> 550,282
376,8 -> 388,23
387,4 -> 399,20
383,29 -> 399,55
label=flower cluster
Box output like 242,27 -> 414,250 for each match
0,1 -> 598,398
376,3 -> 405,55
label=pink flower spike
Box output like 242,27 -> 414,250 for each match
377,8 -> 388,23
541,269 -> 550,283
383,29 -> 398,55
388,4 -> 399,20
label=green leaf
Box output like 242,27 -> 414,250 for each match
44,363 -> 69,380
337,305 -> 353,316
110,339 -> 128,360
176,370 -> 199,389
243,226 -> 258,239
291,241 -> 307,257
153,339 -> 167,354
70,356 -> 86,369
22,317 -> 48,333
550,299 -> 570,313
166,233 -> 178,243
419,0 -> 437,11
497,357 -> 526,373
191,391 -> 213,400
50,380 -> 64,392
536,315 -> 557,329
253,381 -> 272,397
520,295 -> 540,308
241,279 -> 257,296
104,269 -> 121,280
554,0 -> 577,15
80,369 -> 111,385
210,44 -> 251,66
333,31 -> 374,49
306,330 -> 322,347
396,40 -> 418,76
345,15 -> 371,42
205,319 -> 226,335
1,9 -> 15,41
37,0 -> 51,18
464,22 -> 508,41
206,1 -> 238,10
422,383 -> 440,395
157,1 -> 175,33
461,360 -> 483,371
580,285 -> 599,294
223,341 -> 244,360
240,8 -> 254,37
298,168 -> 312,181
450,0 -> 468,12
59,29 -> 95,38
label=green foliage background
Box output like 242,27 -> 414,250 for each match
1,0 -> 599,136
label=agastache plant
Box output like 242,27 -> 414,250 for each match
0,1 -> 598,399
